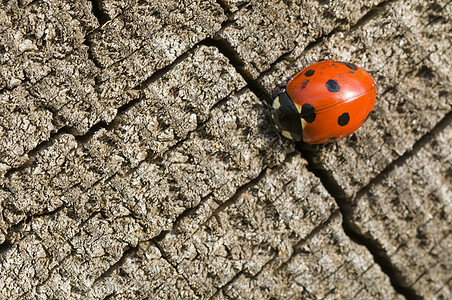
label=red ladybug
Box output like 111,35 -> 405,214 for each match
271,60 -> 376,144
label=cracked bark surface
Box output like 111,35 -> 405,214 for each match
349,121 -> 452,298
259,0 -> 452,198
1,0 -> 451,298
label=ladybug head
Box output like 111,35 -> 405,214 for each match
270,91 -> 304,141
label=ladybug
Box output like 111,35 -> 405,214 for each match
271,60 -> 376,144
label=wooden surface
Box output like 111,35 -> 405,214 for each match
0,0 -> 451,298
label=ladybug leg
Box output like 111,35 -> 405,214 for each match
265,100 -> 284,140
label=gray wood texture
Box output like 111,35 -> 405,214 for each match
0,0 -> 451,298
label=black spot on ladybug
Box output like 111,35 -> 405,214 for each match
326,79 -> 340,92
338,113 -> 350,126
346,70 -> 355,75
339,61 -> 358,71
328,137 -> 337,141
300,80 -> 310,89
305,69 -> 315,77
301,103 -> 316,123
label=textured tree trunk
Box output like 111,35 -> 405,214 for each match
0,0 -> 451,298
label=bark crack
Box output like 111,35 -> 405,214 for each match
216,210 -> 340,297
2,40 -> 210,179
294,128 -> 452,300
87,0 -> 110,26
354,111 -> 452,201
202,38 -> 273,106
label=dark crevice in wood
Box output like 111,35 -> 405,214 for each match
348,0 -> 396,31
2,42 -> 202,178
83,38 -> 103,69
153,153 -> 299,294
4,127 -> 74,178
202,38 -> 273,106
0,240 -> 13,256
207,165 -> 269,222
150,240 -> 203,298
93,245 -> 138,285
88,0 -> 110,26
137,51 -> 192,90
7,204 -> 67,236
4,26 -> 270,180
74,51 -> 194,145
150,192 -> 214,245
98,161 -> 274,295
257,0 -> 396,84
296,141 -> 423,299
285,210 -> 341,260
75,50 -> 196,145
354,111 -> 452,201
0,174 -> 115,245
216,210 -> 340,297
212,269 -> 244,298
102,292 -> 115,300
171,192 -> 213,232
71,121 -> 109,144
215,0 -> 232,19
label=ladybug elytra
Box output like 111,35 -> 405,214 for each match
271,60 -> 376,144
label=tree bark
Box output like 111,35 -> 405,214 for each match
0,0 -> 451,298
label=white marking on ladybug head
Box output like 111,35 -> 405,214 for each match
293,102 -> 302,113
301,118 -> 307,129
281,130 -> 293,140
272,96 -> 281,110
